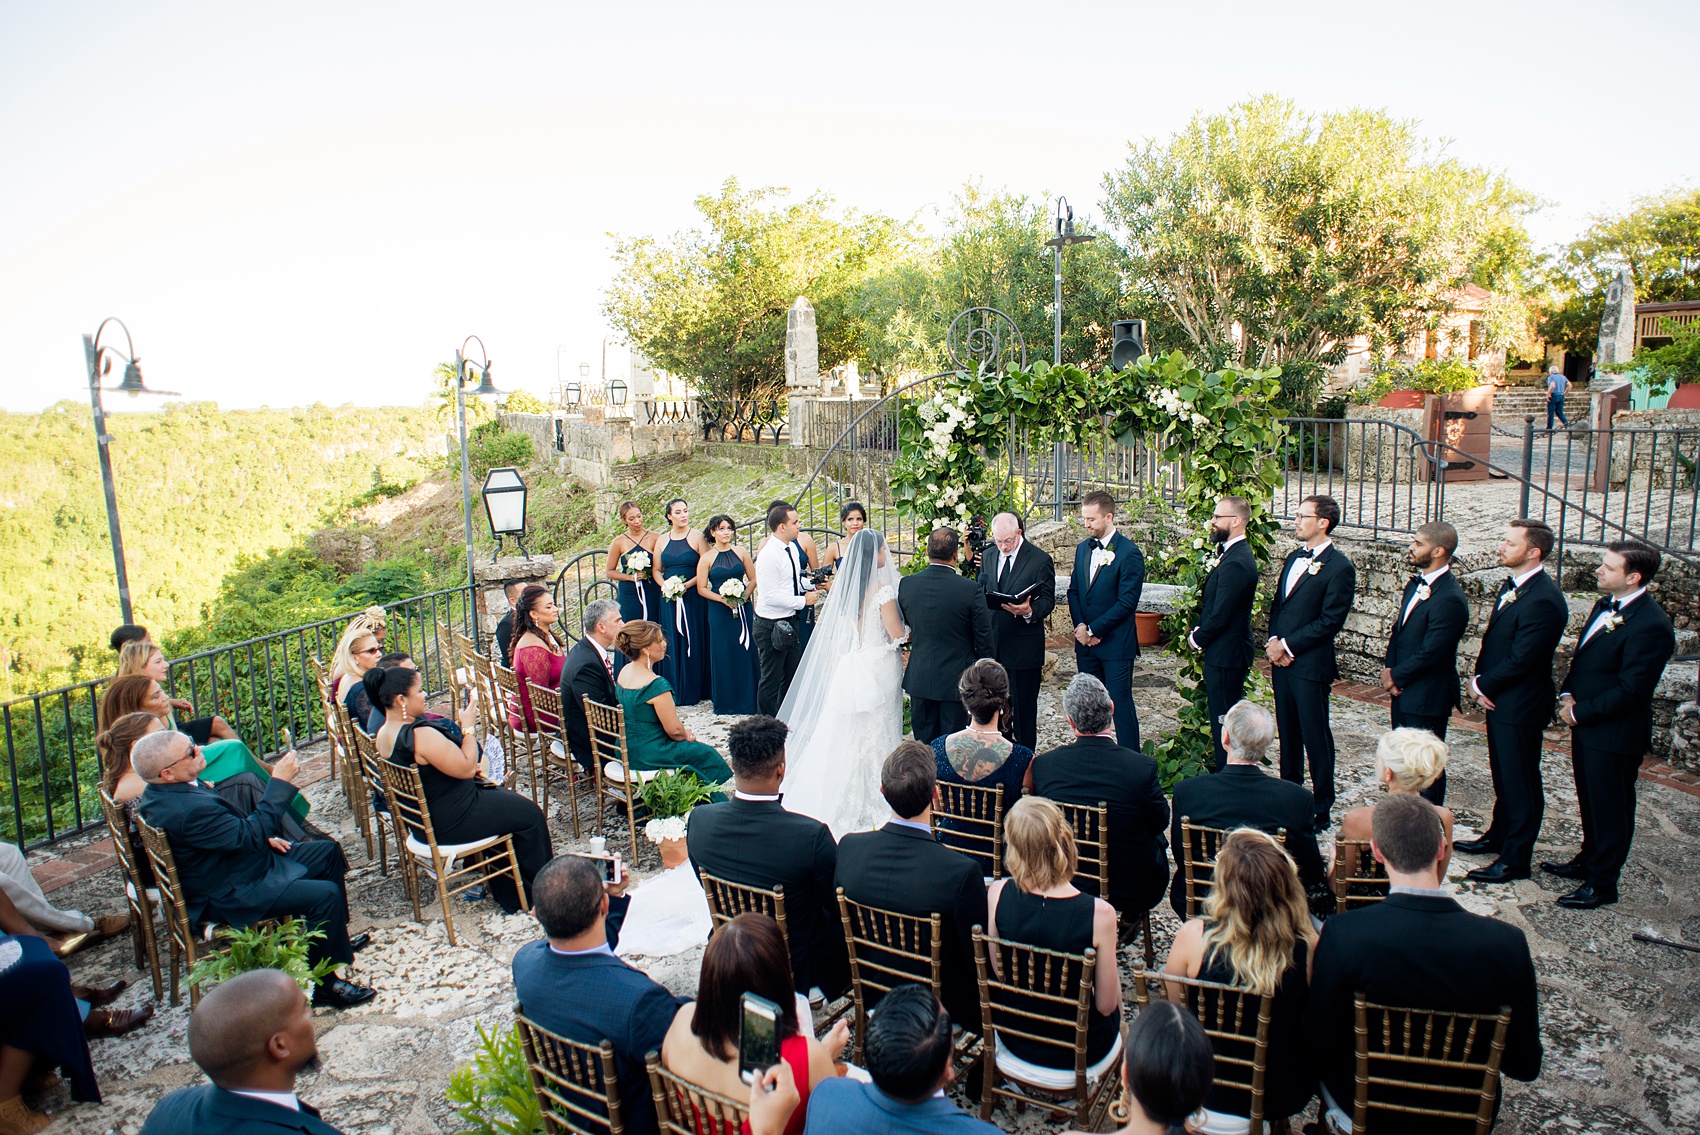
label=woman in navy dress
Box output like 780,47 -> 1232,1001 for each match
605,500 -> 663,625
657,498 -> 711,707
697,513 -> 760,716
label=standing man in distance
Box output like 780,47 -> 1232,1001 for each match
493,579 -> 527,668
1545,364 -> 1571,430
1458,518 -> 1569,884
1546,542 -> 1676,908
1380,521 -> 1469,805
1066,490 -> 1146,751
898,527 -> 993,745
752,502 -> 820,716
1265,494 -> 1356,830
1188,496 -> 1258,770
976,512 -> 1056,751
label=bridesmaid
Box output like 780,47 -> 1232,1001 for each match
605,500 -> 663,625
697,513 -> 760,716
818,499 -> 867,569
657,498 -> 711,707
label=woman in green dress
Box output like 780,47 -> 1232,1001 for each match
612,621 -> 731,792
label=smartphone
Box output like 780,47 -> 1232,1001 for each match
279,727 -> 292,751
737,993 -> 782,1085
572,852 -> 617,883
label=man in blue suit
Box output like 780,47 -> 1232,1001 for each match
512,854 -> 683,1135
139,968 -> 346,1134
1065,490 -> 1145,750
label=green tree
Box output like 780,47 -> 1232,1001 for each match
434,360 -> 495,427
499,389 -> 550,415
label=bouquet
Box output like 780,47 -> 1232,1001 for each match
622,548 -> 652,577
661,575 -> 690,602
718,577 -> 748,608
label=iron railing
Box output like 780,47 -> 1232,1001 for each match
698,395 -> 788,445
3,587 -> 476,851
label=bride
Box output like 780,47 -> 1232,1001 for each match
778,527 -> 909,839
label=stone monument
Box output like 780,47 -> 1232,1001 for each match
785,296 -> 819,391
1591,268 -> 1637,391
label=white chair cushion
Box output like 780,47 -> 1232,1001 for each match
992,1030 -> 1123,1093
405,832 -> 506,876
1318,1082 -> 1353,1133
125,880 -> 162,903
603,762 -> 661,784
1195,1108 -> 1253,1135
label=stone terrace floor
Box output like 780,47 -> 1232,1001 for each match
22,649 -> 1700,1135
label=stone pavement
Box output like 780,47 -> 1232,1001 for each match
22,651 -> 1700,1134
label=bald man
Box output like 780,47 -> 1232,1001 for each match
140,968 -> 344,1133
974,512 -> 1056,750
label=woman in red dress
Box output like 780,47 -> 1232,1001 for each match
508,585 -> 567,733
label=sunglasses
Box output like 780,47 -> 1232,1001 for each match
355,646 -> 382,656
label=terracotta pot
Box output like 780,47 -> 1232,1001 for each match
1377,389 -> 1429,410
1135,611 -> 1164,647
657,835 -> 689,870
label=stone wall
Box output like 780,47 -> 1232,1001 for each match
1608,407 -> 1700,488
471,554 -> 557,650
499,411 -> 696,484
1343,403 -> 1428,480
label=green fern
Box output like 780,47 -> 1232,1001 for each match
186,917 -> 338,994
445,1023 -> 544,1135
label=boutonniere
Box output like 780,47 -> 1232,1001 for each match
1091,547 -> 1115,571
1414,583 -> 1431,602
1203,551 -> 1223,574
1306,558 -> 1322,576
1601,612 -> 1624,634
1501,588 -> 1519,605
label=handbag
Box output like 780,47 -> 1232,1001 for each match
770,616 -> 798,652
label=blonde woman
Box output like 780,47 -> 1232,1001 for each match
1333,728 -> 1454,886
116,640 -> 237,744
331,624 -> 384,726
1163,829 -> 1316,1127
987,796 -> 1122,1072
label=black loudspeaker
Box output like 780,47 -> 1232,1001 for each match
1110,319 -> 1147,372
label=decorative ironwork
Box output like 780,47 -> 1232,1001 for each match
699,395 -> 788,445
946,306 -> 1027,377
639,399 -> 696,426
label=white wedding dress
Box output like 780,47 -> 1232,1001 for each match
778,529 -> 907,839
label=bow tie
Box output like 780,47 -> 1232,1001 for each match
1499,575 -> 1517,592
1410,574 -> 1424,586
1602,597 -> 1622,612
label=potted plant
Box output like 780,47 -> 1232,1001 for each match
639,769 -> 721,870
186,917 -> 338,995
1354,357 -> 1485,409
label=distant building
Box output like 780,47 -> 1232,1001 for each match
1327,284 -> 1507,389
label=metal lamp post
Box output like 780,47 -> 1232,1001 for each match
481,467 -> 529,560
1043,197 -> 1097,519
453,336 -> 505,612
82,318 -> 178,624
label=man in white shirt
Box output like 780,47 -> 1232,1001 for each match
752,502 -> 819,715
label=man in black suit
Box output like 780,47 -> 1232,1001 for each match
686,715 -> 848,997
133,732 -> 374,1009
836,741 -> 987,1027
1167,699 -> 1325,918
1459,519 -> 1569,883
1066,490 -> 1146,750
493,579 -> 527,668
899,527 -> 993,745
1265,494 -> 1356,827
559,597 -> 623,772
1188,495 -> 1258,769
512,854 -> 680,1135
1380,521 -> 1470,805
1546,541 -> 1677,908
1029,673 -> 1169,920
1306,793 -> 1541,1133
139,969 -> 347,1135
976,512 -> 1056,751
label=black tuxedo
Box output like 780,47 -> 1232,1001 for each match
1030,736 -> 1169,916
1306,893 -> 1542,1133
560,635 -> 619,772
1167,764 -> 1325,918
1189,539 -> 1257,768
1066,531 -> 1146,749
1384,567 -> 1469,804
1265,542 -> 1356,818
898,564 -> 993,745
140,1084 -> 346,1135
836,821 -> 988,1028
687,795 -> 847,996
495,610 -> 516,669
976,538 -> 1057,750
1471,569 -> 1567,871
1559,591 -> 1675,890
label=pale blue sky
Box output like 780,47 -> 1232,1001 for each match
2,0 -> 1695,411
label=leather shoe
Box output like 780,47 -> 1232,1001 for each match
313,977 -> 377,1009
1465,861 -> 1530,884
1540,859 -> 1587,880
1453,836 -> 1501,855
348,932 -> 372,953
72,979 -> 130,1007
84,1004 -> 154,1039
1556,884 -> 1617,909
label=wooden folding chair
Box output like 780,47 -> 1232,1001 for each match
932,781 -> 1007,878
1334,839 -> 1391,910
457,636 -> 500,748
646,1053 -> 749,1135
1178,820 -> 1289,920
1337,995 -> 1514,1135
100,789 -> 163,1001
584,697 -> 655,861
515,1003 -> 625,1135
135,815 -> 252,1007
307,656 -> 341,782
348,721 -> 395,878
1130,960 -> 1276,1133
378,758 -> 527,946
972,928 -> 1122,1131
493,661 -> 548,803
528,680 -> 587,839
697,873 -> 793,987
836,889 -> 944,1063
1055,799 -> 1154,968
329,700 -> 376,863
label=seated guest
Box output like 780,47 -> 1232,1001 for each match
0,927 -> 104,1131
560,599 -> 623,773
1162,829 -> 1317,1126
111,623 -> 149,653
493,579 -> 527,669
1065,1000 -> 1215,1135
133,731 -> 374,1009
116,638 -> 237,744
933,659 -> 1034,870
0,842 -> 128,958
1306,793 -> 1541,1132
351,606 -> 389,650
613,621 -> 733,786
369,666 -> 553,913
512,854 -> 679,1135
837,742 -> 988,1028
139,969 -> 346,1135
687,715 -> 845,999
1028,673 -> 1170,921
801,983 -> 1001,1134
1333,727 -> 1454,889
330,622 -> 384,729
662,913 -> 848,1135
508,584 -> 567,733
986,796 -> 1122,1073
1168,699 -> 1326,918
364,652 -> 446,735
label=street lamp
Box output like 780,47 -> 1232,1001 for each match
82,318 -> 178,624
1043,197 -> 1096,519
481,467 -> 530,560
609,378 -> 629,406
453,336 -> 505,611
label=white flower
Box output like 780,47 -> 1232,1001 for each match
1413,583 -> 1431,603
625,549 -> 651,573
1091,547 -> 1116,571
1306,559 -> 1322,576
644,817 -> 688,844
1602,612 -> 1624,633
661,575 -> 689,601
1192,537 -> 1205,549
718,577 -> 747,607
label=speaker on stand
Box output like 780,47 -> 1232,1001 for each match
1110,319 -> 1147,372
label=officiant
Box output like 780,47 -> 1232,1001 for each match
977,512 -> 1056,750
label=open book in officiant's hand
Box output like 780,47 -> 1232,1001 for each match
985,580 -> 1044,609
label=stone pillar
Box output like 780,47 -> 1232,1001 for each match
472,554 -> 558,651
786,296 -> 819,447
1590,269 -> 1636,391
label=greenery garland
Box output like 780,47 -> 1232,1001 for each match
891,352 -> 1288,786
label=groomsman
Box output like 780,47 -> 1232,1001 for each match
1545,542 -> 1676,908
978,513 -> 1056,751
1067,490 -> 1145,751
1459,519 -> 1568,883
1187,496 -> 1258,770
1379,521 -> 1470,805
1265,495 -> 1356,828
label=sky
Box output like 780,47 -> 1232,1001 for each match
2,0 -> 1696,413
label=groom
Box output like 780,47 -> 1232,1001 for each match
1067,490 -> 1145,751
899,526 -> 993,745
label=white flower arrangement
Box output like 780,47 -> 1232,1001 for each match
624,548 -> 652,574
661,575 -> 689,602
644,816 -> 688,844
1091,547 -> 1116,572
718,577 -> 747,607
1501,588 -> 1519,606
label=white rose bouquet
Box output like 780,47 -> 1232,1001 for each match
622,548 -> 652,577
718,577 -> 748,608
661,575 -> 689,602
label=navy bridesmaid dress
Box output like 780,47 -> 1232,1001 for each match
658,534 -> 711,706
615,541 -> 664,626
704,550 -> 760,716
